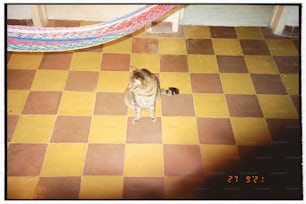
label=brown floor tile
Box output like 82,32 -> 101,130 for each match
94,92 -> 127,115
190,73 -> 223,93
34,177 -> 81,199
101,53 -> 130,71
226,94 -> 263,117
197,118 -> 236,144
237,145 -> 281,171
240,40 -> 271,55
65,71 -> 99,91
290,95 -> 300,113
123,177 -> 164,199
161,94 -> 195,116
164,144 -> 203,176
251,74 -> 287,94
7,115 -> 19,142
210,26 -> 237,38
84,144 -> 125,175
217,56 -> 248,73
51,116 -> 91,143
22,91 -> 62,114
261,27 -> 287,39
39,52 -> 73,70
7,144 -> 47,176
293,39 -> 300,50
186,39 -> 214,54
160,55 -> 188,72
132,38 -> 158,53
266,119 -> 302,144
127,117 -> 162,143
7,52 -> 12,62
274,56 -> 300,73
7,69 -> 36,90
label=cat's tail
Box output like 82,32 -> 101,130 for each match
161,87 -> 179,96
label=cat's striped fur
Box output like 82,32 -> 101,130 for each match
124,66 -> 179,124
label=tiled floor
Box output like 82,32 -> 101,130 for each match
6,20 -> 302,200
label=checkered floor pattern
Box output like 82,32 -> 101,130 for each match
7,20 -> 302,200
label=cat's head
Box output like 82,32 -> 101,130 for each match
129,66 -> 151,87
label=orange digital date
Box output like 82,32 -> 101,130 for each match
227,175 -> 265,184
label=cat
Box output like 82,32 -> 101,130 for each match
124,66 -> 179,124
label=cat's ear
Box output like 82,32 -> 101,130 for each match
129,66 -> 137,73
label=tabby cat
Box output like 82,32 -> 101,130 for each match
124,66 -> 179,124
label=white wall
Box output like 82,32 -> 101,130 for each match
45,5 -> 144,21
6,5 -> 300,28
181,5 -> 274,26
286,6 -> 299,26
7,5 -> 32,19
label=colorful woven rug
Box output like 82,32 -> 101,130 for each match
7,5 -> 176,52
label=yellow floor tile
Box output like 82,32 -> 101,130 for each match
127,100 -> 162,117
7,90 -> 29,114
200,145 -> 240,173
159,72 -> 192,94
162,117 -> 199,144
11,115 -> 56,143
235,27 -> 264,39
124,144 -> 163,176
31,70 -> 68,91
80,176 -> 123,199
231,117 -> 272,145
244,55 -> 279,74
193,94 -> 229,117
183,26 -> 211,38
70,52 -> 102,71
220,73 -> 256,94
103,36 -> 132,53
89,116 -> 127,143
164,176 -> 206,199
257,94 -> 299,119
59,91 -> 95,115
8,53 -> 43,69
266,39 -> 299,56
159,38 -> 187,54
7,176 -> 39,199
97,71 -> 129,92
187,55 -> 219,73
130,53 -> 160,72
281,74 -> 300,95
213,39 -> 243,56
40,143 -> 87,176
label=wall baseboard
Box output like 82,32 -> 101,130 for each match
7,19 -> 33,26
283,25 -> 300,37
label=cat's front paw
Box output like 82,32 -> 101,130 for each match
132,118 -> 140,124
